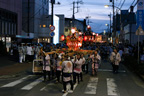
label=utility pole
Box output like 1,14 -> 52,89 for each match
112,0 -> 115,38
108,13 -> 112,37
72,0 -> 83,27
72,1 -> 75,27
27,0 -> 30,36
86,15 -> 90,25
51,0 -> 55,43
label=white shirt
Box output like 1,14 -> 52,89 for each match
81,57 -> 86,65
90,54 -> 101,63
27,46 -> 32,55
74,59 -> 83,73
62,61 -> 73,73
43,54 -> 51,71
110,52 -> 121,65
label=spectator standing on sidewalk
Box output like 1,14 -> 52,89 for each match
18,44 -> 24,63
26,44 -> 33,62
35,44 -> 41,59
23,44 -> 27,62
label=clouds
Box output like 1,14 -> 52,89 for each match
52,0 -> 135,33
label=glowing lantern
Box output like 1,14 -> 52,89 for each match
93,32 -> 96,35
78,42 -> 82,47
96,34 -> 99,36
78,36 -> 82,41
87,25 -> 91,29
71,28 -> 75,34
79,32 -> 82,35
61,35 -> 65,41
84,36 -> 87,41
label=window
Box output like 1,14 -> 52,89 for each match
43,24 -> 46,28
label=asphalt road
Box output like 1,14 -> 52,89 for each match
0,60 -> 144,96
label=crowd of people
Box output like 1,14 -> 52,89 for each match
9,42 -> 144,93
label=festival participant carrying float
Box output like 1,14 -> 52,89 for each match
62,55 -> 73,93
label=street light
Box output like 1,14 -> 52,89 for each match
104,5 -> 121,11
104,4 -> 121,43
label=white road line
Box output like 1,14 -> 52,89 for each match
40,78 -> 57,91
98,69 -> 126,72
107,78 -> 119,96
1,75 -> 33,87
40,83 -> 55,91
84,78 -> 98,94
21,77 -> 43,90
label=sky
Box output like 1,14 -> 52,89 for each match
51,0 -> 138,33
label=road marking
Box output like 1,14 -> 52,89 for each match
107,78 -> 119,95
1,75 -> 33,87
40,83 -> 55,91
40,78 -> 57,91
62,83 -> 78,96
98,69 -> 126,73
84,78 -> 98,94
21,77 -> 43,90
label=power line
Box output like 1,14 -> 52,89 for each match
120,0 -> 126,9
131,0 -> 136,6
118,0 -> 122,8
133,0 -> 140,7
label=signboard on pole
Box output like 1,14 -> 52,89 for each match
137,0 -> 144,30
49,25 -> 55,31
49,32 -> 55,37
136,26 -> 144,35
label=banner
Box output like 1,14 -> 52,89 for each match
136,0 -> 144,30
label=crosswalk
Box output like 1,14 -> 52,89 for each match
1,75 -> 120,96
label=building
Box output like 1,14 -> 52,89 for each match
0,0 -> 22,51
22,0 -> 49,40
64,18 -> 86,36
38,14 -> 65,44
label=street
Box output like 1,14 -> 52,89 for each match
0,60 -> 144,96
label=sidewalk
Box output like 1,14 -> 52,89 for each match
0,62 -> 32,76
0,55 -> 17,67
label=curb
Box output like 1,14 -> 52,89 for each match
137,73 -> 144,82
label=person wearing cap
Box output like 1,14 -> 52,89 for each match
62,55 -> 73,93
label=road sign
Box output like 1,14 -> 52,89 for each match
136,26 -> 144,35
49,25 -> 55,31
49,32 -> 55,37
